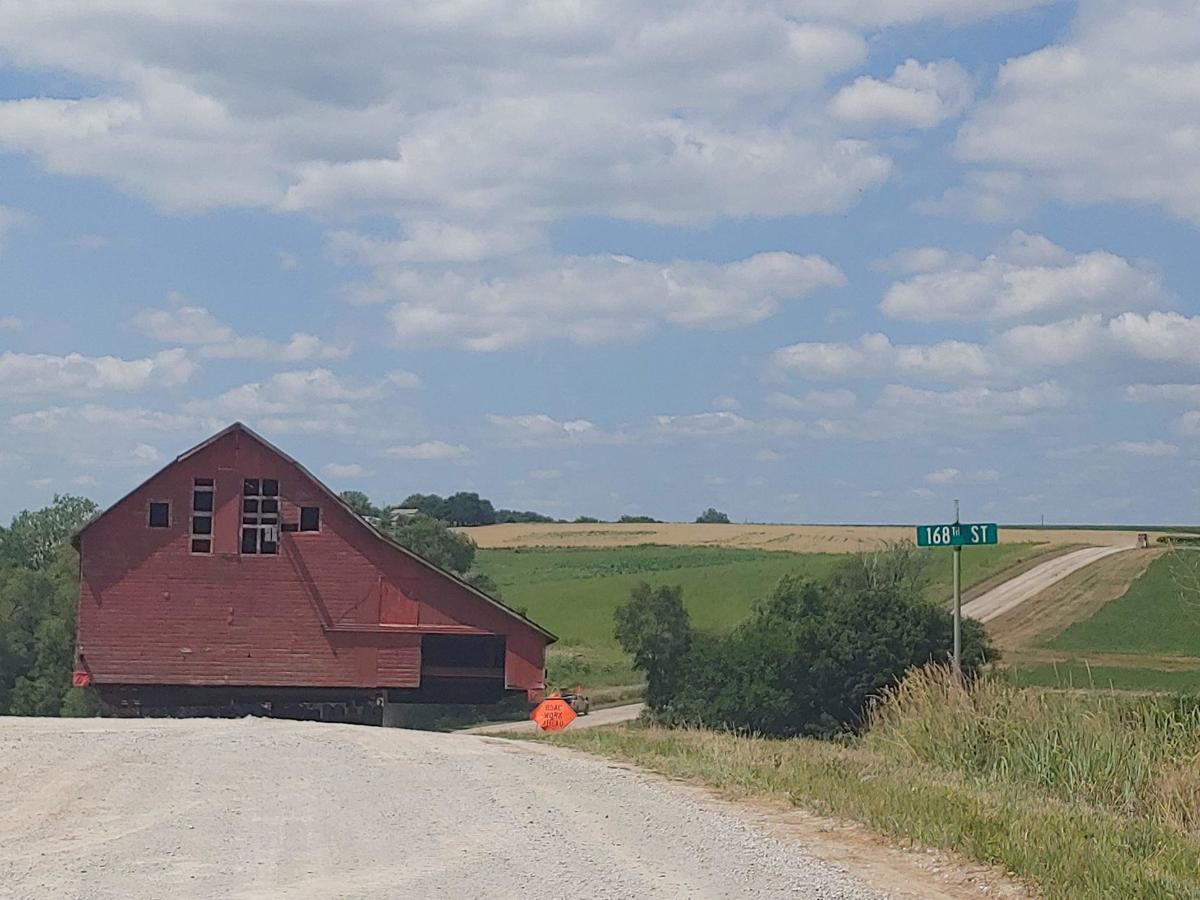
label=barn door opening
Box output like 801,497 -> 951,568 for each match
420,633 -> 505,678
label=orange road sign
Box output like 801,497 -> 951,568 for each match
531,697 -> 577,732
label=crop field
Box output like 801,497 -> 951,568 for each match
476,542 -> 1051,688
467,521 -> 1163,552
995,551 -> 1200,693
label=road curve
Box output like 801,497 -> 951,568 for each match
460,701 -> 645,735
0,716 -> 883,899
962,544 -> 1133,623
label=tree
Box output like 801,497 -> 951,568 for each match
635,548 -> 995,738
383,513 -> 477,574
401,493 -> 448,519
495,509 -> 557,524
695,508 -> 730,524
442,492 -> 496,526
0,495 -> 98,570
613,583 -> 692,707
618,515 -> 660,524
339,490 -> 380,519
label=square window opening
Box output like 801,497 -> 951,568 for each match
148,502 -> 170,528
191,538 -> 212,554
300,507 -> 321,532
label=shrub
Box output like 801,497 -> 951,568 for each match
617,548 -> 995,738
695,508 -> 731,524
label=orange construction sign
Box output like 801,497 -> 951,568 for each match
530,697 -> 577,732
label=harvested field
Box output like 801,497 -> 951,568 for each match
465,523 -> 1164,552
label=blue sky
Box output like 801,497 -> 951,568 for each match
1,0 -> 1198,525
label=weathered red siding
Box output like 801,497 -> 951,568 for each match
75,425 -> 551,693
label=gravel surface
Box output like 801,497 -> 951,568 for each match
962,544 -> 1132,623
0,716 -> 887,899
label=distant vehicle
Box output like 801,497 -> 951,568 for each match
560,689 -> 590,716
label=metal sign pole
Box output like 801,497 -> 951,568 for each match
952,499 -> 962,680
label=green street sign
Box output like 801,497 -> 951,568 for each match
916,522 -> 998,547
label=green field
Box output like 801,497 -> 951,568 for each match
1007,663 -> 1200,693
1048,554 -> 1200,656
477,542 -> 1049,688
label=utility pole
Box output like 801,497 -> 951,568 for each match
952,498 -> 962,680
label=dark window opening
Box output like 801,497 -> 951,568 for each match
240,476 -> 280,555
191,478 -> 215,554
148,502 -> 170,528
300,507 -> 321,532
421,634 -> 505,669
281,522 -> 299,533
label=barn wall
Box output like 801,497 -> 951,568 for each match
76,428 -> 547,691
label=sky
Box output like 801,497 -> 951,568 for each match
0,0 -> 1198,526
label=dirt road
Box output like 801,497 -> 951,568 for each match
0,716 -> 887,899
962,544 -> 1133,623
460,702 -> 645,735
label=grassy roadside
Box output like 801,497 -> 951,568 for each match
535,672 -> 1200,899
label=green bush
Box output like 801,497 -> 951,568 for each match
615,548 -> 994,738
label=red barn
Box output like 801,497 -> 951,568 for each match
72,423 -> 554,722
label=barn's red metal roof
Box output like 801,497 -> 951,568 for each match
72,421 -> 557,643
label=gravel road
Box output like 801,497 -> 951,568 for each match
0,716 -> 886,900
962,544 -> 1132,623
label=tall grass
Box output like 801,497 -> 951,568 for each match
867,667 -> 1200,833
542,669 -> 1200,897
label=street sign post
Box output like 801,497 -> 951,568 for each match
916,508 -> 999,679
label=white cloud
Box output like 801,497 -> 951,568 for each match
1113,440 -> 1179,458
384,441 -> 469,460
652,412 -> 751,438
486,413 -> 618,448
956,1 -> 1200,225
0,348 -> 194,396
1000,312 -> 1200,369
915,170 -> 1039,223
771,332 -> 991,381
210,369 -> 382,416
0,316 -> 21,331
135,303 -> 349,362
788,0 -> 1053,26
870,246 -> 956,274
925,467 -> 1000,484
1124,384 -> 1200,405
328,223 -> 544,266
278,249 -> 299,271
830,59 -> 972,129
881,231 -> 1164,322
0,4 -> 898,226
766,389 -> 857,411
322,462 -> 371,478
373,252 -> 844,351
527,468 -> 562,480
925,467 -> 959,484
9,405 -> 203,434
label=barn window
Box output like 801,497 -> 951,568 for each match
300,507 -> 320,532
148,502 -> 170,528
191,478 -> 214,554
241,477 -> 279,555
